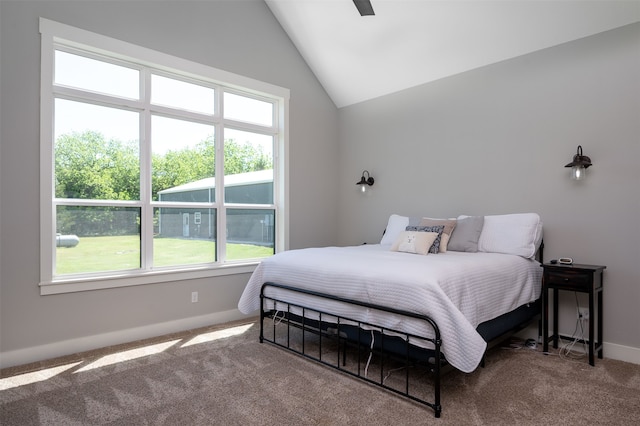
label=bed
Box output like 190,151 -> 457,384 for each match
238,213 -> 543,417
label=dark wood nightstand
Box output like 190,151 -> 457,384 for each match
542,263 -> 606,366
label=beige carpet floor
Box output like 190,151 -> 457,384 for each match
1,319 -> 639,425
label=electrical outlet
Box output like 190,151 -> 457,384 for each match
191,291 -> 198,303
577,307 -> 589,320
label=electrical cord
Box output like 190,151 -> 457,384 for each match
558,318 -> 587,360
364,329 -> 375,377
382,365 -> 409,384
501,337 -> 537,351
272,310 -> 285,325
558,293 -> 588,361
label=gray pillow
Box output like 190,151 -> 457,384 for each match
448,216 -> 484,252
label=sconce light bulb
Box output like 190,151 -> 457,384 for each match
565,145 -> 591,180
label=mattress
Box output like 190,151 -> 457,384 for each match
238,244 -> 542,373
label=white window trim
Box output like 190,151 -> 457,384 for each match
39,18 -> 289,295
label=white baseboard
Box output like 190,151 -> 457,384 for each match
603,341 -> 640,365
0,309 -> 252,369
516,324 -> 640,365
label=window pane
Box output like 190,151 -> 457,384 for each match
224,129 -> 273,204
154,207 -> 216,267
55,99 -> 140,200
226,209 -> 275,261
55,50 -> 139,99
55,206 -> 141,275
151,75 -> 215,115
224,92 -> 273,126
152,116 -> 215,202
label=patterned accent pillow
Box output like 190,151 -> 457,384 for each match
419,218 -> 457,252
406,225 -> 445,254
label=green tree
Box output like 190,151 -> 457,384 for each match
151,135 -> 271,200
55,130 -> 139,200
55,131 -> 272,232
151,136 -> 215,200
55,131 -> 140,236
224,138 -> 270,175
56,131 -> 271,200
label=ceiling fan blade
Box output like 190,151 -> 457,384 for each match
353,0 -> 375,16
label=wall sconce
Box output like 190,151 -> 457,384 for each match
356,170 -> 374,193
565,145 -> 592,180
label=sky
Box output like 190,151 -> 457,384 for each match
54,50 -> 273,156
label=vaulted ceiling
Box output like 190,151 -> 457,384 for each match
266,0 -> 640,108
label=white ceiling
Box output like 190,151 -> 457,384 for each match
266,0 -> 640,108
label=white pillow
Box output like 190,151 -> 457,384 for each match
390,231 -> 439,255
380,214 -> 409,245
477,213 -> 543,259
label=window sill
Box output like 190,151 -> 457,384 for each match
39,263 -> 259,295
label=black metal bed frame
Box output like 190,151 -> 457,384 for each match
260,282 -> 444,417
258,242 -> 543,419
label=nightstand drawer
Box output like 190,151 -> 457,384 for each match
545,270 -> 590,290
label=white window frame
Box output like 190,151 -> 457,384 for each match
39,18 -> 289,295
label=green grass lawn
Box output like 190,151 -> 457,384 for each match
56,235 -> 273,275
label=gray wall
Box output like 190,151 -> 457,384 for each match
338,23 -> 640,358
1,0 -> 638,367
0,0 -> 339,366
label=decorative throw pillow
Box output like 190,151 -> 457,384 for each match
418,218 -> 457,253
448,216 -> 484,252
405,225 -> 445,253
390,231 -> 439,255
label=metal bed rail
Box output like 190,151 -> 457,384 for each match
259,282 -> 443,418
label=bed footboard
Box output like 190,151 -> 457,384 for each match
259,282 -> 443,418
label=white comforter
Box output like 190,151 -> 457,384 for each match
238,244 -> 541,373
